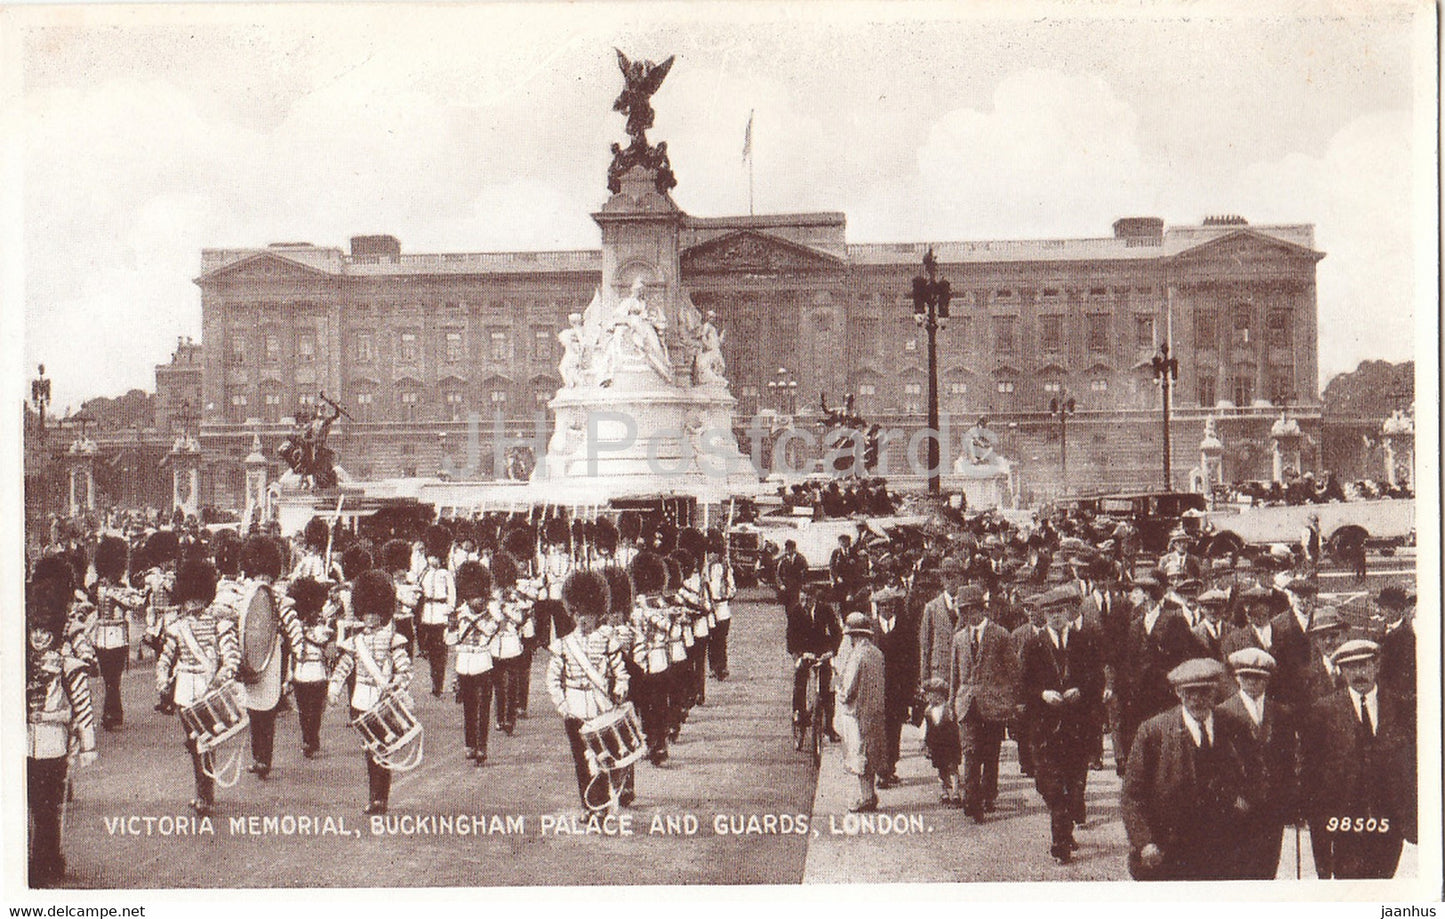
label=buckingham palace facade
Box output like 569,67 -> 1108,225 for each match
192,213 -> 1322,508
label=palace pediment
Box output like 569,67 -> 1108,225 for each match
680,230 -> 845,276
195,250 -> 340,285
1171,229 -> 1324,273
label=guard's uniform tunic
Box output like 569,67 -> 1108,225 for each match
155,605 -> 240,807
27,638 -> 97,886
329,626 -> 413,808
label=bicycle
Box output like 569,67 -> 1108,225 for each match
792,651 -> 832,767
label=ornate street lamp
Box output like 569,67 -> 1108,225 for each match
31,364 -> 51,438
1048,391 -> 1077,495
910,248 -> 952,494
1151,342 -> 1179,491
766,366 -> 798,415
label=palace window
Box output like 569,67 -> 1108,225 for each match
903,381 -> 923,415
993,318 -> 1016,355
534,388 -> 552,409
355,392 -> 374,422
490,389 -> 508,408
1267,310 -> 1291,347
1270,372 -> 1294,405
399,331 -> 419,363
1040,316 -> 1063,354
228,391 -> 248,422
857,383 -> 877,397
400,390 -> 420,422
264,333 -> 282,364
1135,315 -> 1155,348
948,381 -> 968,396
1042,380 -> 1062,394
534,328 -> 552,362
1194,310 -> 1216,350
228,334 -> 246,366
262,391 -> 282,423
996,380 -> 1015,395
1197,376 -> 1216,408
444,331 -> 464,364
738,384 -> 759,414
1090,378 -> 1108,393
904,338 -> 917,353
1232,303 -> 1253,346
489,330 -> 512,362
297,392 -> 316,413
355,332 -> 375,364
297,332 -> 315,364
1086,315 -> 1109,353
445,390 -> 465,421
1231,375 -> 1255,407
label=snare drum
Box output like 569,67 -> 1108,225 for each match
179,681 -> 251,754
579,701 -> 645,771
350,689 -> 424,770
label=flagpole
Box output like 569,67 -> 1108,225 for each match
743,108 -> 755,216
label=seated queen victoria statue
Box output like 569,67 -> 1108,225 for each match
598,276 -> 673,386
954,417 -> 1012,475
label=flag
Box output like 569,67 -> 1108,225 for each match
742,109 -> 753,162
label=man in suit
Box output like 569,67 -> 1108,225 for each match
1009,595 -> 1046,778
1116,570 -> 1197,775
775,540 -> 809,608
1300,639 -> 1417,879
1221,585 -> 1279,660
918,558 -> 966,687
1299,607 -> 1349,706
950,585 -> 1021,820
1269,576 -> 1318,710
786,581 -> 842,742
869,572 -> 918,788
1217,648 -> 1298,879
1191,588 -> 1230,661
1374,586 -> 1415,711
1122,658 -> 1259,880
1019,586 -> 1105,864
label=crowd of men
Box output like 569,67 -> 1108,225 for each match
777,507 -> 1417,879
24,509 -> 738,887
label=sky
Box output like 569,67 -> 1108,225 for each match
7,0 -> 1435,413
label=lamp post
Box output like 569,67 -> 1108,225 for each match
1048,391 -> 1077,495
910,248 -> 952,495
1151,342 -> 1179,491
767,366 -> 798,415
31,364 -> 51,439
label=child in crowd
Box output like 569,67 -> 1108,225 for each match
921,677 -> 962,807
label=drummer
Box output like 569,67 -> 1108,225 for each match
328,569 -> 414,815
155,557 -> 240,817
546,569 -> 632,812
238,536 -> 306,781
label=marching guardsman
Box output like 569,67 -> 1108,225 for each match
488,550 -> 529,734
593,516 -> 621,569
329,545 -> 374,647
600,564 -> 639,802
289,517 -> 331,582
674,542 -> 711,709
539,514 -> 574,599
328,569 -> 414,815
616,511 -> 643,571
451,560 -> 499,764
1122,658 -> 1259,880
1299,639 -> 1417,879
155,557 -> 239,816
417,525 -> 457,697
545,569 -> 632,812
1019,586 -> 1105,864
91,535 -> 145,731
449,519 -> 479,574
27,576 -> 98,887
705,527 -> 735,681
1217,648 -> 1298,879
661,554 -> 693,738
380,539 -> 419,656
287,578 -> 333,759
628,550 -> 674,764
238,535 -> 305,780
142,530 -> 181,694
507,522 -> 545,718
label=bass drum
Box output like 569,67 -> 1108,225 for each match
238,582 -> 282,710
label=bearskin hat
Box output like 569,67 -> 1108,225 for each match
502,524 -> 535,562
678,526 -> 707,561
27,578 -> 70,637
475,518 -> 500,553
180,534 -> 213,566
542,513 -> 571,547
213,530 -> 243,578
601,566 -> 633,616
240,535 -> 285,581
551,605 -> 576,641
173,558 -> 219,607
653,520 -> 678,555
571,518 -> 591,549
341,545 -> 374,581
424,523 -> 453,561
618,510 -> 643,543
670,548 -> 697,578
31,555 -> 76,594
593,517 -> 620,556
561,569 -> 610,621
490,550 -> 522,590
381,539 -> 413,574
303,516 -> 330,552
455,560 -> 492,601
288,577 -> 330,621
662,555 -> 683,592
629,550 -> 668,595
94,536 -> 129,584
351,570 -> 396,624
452,517 -> 476,548
144,529 -> 181,568
706,526 -> 727,555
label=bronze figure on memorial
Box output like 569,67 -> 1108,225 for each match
608,50 -> 678,194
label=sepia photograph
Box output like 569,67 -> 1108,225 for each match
4,0 -> 1439,905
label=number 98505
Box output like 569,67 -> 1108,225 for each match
1325,816 -> 1390,833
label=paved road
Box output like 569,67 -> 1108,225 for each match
56,590 -> 817,888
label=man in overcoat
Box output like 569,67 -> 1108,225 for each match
837,612 -> 887,813
950,588 -> 1020,819
1216,648 -> 1298,879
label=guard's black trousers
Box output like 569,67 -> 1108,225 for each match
97,646 -> 127,727
293,680 -> 327,751
351,707 -> 391,806
28,756 -> 67,887
457,671 -> 494,755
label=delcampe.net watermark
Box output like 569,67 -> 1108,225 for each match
438,409 -> 976,481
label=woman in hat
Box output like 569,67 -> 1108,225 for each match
836,611 -> 886,813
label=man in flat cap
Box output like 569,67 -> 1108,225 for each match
1117,570 -> 1197,775
1020,586 -> 1104,863
1269,576 -> 1319,710
918,560 -> 966,687
1217,648 -> 1299,878
950,580 -> 1020,820
1300,639 -> 1416,879
1122,658 -> 1258,880
1190,589 -> 1231,662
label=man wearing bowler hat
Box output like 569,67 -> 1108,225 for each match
1217,648 -> 1299,878
1122,658 -> 1258,880
1300,639 -> 1416,879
